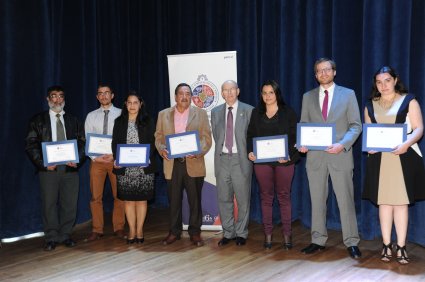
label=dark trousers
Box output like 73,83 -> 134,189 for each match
254,164 -> 294,236
39,170 -> 79,242
166,160 -> 204,236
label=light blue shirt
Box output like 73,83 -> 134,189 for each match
85,105 -> 121,135
85,105 -> 121,159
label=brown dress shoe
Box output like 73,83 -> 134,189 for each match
114,229 -> 127,239
190,234 -> 204,247
162,233 -> 181,245
85,232 -> 103,242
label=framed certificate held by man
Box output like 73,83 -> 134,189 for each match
116,144 -> 150,167
165,130 -> 201,159
85,133 -> 113,156
42,140 -> 79,167
296,123 -> 336,150
362,123 -> 407,152
253,135 -> 288,163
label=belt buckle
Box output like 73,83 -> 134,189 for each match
178,157 -> 185,163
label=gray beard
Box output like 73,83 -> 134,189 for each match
48,100 -> 65,112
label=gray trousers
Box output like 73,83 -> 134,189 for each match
216,154 -> 252,239
307,163 -> 360,247
39,170 -> 79,242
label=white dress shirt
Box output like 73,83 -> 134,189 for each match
319,83 -> 335,114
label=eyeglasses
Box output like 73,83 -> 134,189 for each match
222,88 -> 237,94
97,91 -> 111,96
49,94 -> 65,99
316,67 -> 333,74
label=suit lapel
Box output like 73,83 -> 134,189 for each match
217,104 -> 226,141
186,106 -> 196,130
235,103 -> 245,139
44,112 -> 53,141
312,88 -> 323,121
63,113 -> 71,140
328,85 -> 339,121
169,107 -> 176,134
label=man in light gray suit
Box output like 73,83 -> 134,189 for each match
298,58 -> 362,259
211,80 -> 254,246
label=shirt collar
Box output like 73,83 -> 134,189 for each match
100,104 -> 114,111
49,109 -> 65,116
320,83 -> 335,95
226,100 -> 239,110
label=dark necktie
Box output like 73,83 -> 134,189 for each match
103,110 -> 110,135
322,90 -> 329,121
225,107 -> 233,154
56,114 -> 66,141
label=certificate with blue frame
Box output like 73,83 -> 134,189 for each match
42,140 -> 79,167
253,135 -> 288,163
116,144 -> 150,167
296,123 -> 336,150
166,131 -> 201,159
85,133 -> 112,156
362,123 -> 407,152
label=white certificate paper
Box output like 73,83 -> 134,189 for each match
42,140 -> 79,166
256,138 -> 286,160
297,123 -> 335,150
117,146 -> 148,166
367,127 -> 403,148
363,124 -> 406,152
166,131 -> 201,158
86,134 -> 112,156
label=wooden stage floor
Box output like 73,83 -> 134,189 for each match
1,208 -> 425,282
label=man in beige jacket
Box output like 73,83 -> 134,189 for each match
155,83 -> 212,247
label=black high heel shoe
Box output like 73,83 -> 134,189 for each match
396,245 -> 410,265
136,237 -> 144,244
282,235 -> 293,250
381,243 -> 392,262
263,235 -> 272,249
126,238 -> 136,244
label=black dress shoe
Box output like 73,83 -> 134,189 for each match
301,243 -> 325,254
347,246 -> 362,259
218,237 -> 235,246
44,241 -> 56,251
136,237 -> 145,244
62,239 -> 76,247
235,237 -> 246,246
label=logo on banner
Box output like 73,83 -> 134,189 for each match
191,75 -> 219,112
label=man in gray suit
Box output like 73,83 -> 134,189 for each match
298,58 -> 362,258
211,80 -> 254,246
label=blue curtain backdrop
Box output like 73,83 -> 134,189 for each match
1,0 -> 424,246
